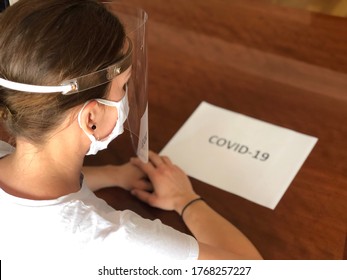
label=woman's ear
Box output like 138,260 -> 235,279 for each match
79,100 -> 98,135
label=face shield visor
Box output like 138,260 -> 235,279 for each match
0,2 -> 149,162
104,2 -> 149,163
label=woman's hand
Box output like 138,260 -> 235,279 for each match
131,151 -> 263,260
114,162 -> 149,191
130,151 -> 199,214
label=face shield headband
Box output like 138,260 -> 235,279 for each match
0,37 -> 132,95
0,3 -> 149,163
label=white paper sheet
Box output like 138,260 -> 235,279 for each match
160,102 -> 318,209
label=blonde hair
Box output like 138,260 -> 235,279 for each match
0,0 -> 125,144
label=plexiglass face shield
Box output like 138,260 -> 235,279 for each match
105,2 -> 149,163
0,2 -> 149,162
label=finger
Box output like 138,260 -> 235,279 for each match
148,150 -> 165,167
130,157 -> 156,177
131,179 -> 153,191
131,189 -> 156,206
161,155 -> 172,165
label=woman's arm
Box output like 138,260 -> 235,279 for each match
82,163 -> 146,192
130,151 -> 263,260
181,200 -> 263,259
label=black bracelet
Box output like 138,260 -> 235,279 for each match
181,197 -> 204,217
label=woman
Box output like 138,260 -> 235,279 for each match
0,0 -> 262,260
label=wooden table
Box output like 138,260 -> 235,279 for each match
3,0 -> 346,260
88,0 -> 347,260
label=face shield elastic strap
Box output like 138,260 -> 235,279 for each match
0,37 -> 133,95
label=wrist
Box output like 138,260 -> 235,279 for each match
103,165 -> 119,187
180,197 -> 204,217
174,194 -> 201,215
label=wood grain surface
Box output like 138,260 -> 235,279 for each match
1,0 -> 346,260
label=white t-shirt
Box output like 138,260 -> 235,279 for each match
0,141 -> 199,260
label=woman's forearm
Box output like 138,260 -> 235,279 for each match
82,163 -> 146,192
181,199 -> 263,259
82,165 -> 116,191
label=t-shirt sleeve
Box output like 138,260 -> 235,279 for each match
98,210 -> 199,260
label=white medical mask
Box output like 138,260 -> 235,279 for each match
78,89 -> 129,156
